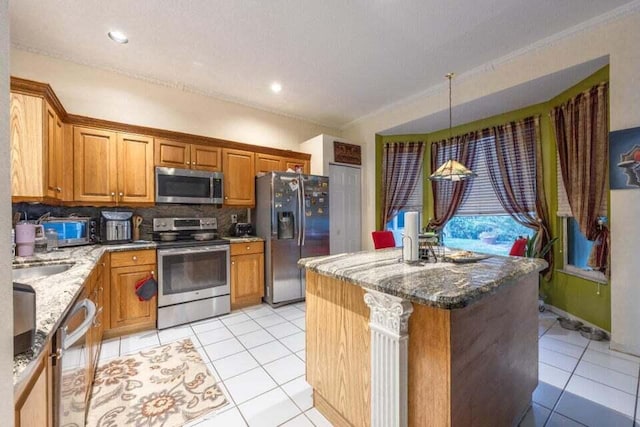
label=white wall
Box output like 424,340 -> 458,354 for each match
300,134 -> 361,176
341,10 -> 640,354
1,0 -> 15,422
10,49 -> 340,151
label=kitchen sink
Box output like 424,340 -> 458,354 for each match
13,263 -> 75,281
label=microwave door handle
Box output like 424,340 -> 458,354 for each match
62,299 -> 96,350
210,177 -> 214,203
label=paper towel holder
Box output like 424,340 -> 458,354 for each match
400,235 -> 422,265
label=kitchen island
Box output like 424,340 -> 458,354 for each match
298,249 -> 547,427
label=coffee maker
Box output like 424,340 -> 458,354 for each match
100,211 -> 133,244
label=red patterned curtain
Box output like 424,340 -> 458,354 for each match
551,82 -> 609,275
428,132 -> 479,230
484,116 -> 554,278
381,141 -> 425,226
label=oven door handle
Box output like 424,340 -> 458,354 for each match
62,299 -> 96,350
157,246 -> 230,256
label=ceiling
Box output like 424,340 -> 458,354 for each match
9,0 -> 634,129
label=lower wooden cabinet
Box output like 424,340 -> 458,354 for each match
230,241 -> 265,310
14,342 -> 53,427
108,249 -> 157,337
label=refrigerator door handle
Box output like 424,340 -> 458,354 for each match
300,175 -> 306,247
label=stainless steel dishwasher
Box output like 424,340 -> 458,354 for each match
52,296 -> 96,427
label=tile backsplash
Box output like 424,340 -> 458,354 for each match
12,203 -> 248,240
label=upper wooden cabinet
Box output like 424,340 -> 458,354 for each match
117,133 -> 155,204
223,148 -> 255,206
74,127 -> 154,204
155,139 -> 221,172
255,152 -> 310,175
10,93 -> 68,202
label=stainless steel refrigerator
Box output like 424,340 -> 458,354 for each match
256,172 -> 330,306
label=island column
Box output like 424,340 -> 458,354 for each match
363,290 -> 414,427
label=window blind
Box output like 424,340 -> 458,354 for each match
452,132 -> 538,216
454,136 -> 504,215
556,152 -> 607,217
382,145 -> 423,212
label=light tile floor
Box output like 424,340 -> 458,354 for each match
98,304 -> 640,427
98,301 -> 328,426
522,310 -> 640,427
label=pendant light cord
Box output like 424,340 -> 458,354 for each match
446,72 -> 454,142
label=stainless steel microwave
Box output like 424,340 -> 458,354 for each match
155,167 -> 224,204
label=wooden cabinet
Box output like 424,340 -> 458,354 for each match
255,152 -> 310,175
230,241 -> 264,310
117,133 -> 155,204
255,153 -> 284,175
223,148 -> 256,206
283,158 -> 310,174
109,249 -> 157,336
74,127 -> 154,204
14,342 -> 52,427
155,139 -> 221,172
45,104 -> 64,199
10,93 -> 67,202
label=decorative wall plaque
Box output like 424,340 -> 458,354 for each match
334,141 -> 361,165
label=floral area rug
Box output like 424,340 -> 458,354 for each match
86,338 -> 228,426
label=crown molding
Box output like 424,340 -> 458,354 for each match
341,0 -> 640,131
11,42 -> 341,130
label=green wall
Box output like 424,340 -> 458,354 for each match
377,66 -> 611,330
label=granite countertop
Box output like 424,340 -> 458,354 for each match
12,242 -> 156,385
222,236 -> 264,243
298,248 -> 547,310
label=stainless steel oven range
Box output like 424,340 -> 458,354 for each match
153,217 -> 230,329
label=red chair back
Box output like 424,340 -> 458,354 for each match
372,231 -> 396,249
509,237 -> 528,257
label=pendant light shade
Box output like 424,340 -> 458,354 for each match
429,159 -> 476,182
429,72 -> 476,182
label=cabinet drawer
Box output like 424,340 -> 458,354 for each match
110,249 -> 156,267
231,241 -> 264,256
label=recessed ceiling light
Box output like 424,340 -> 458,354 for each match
108,30 -> 129,44
270,82 -> 282,93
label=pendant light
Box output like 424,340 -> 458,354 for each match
429,73 -> 476,182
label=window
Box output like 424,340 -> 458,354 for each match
385,181 -> 422,247
442,215 -> 533,256
557,156 -> 608,282
560,217 -> 607,282
439,135 -> 535,256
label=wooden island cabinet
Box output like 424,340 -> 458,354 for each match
300,250 -> 547,427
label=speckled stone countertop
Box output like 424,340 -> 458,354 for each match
222,236 -> 264,243
298,248 -> 547,310
12,242 -> 156,385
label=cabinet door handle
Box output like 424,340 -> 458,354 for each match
225,196 -> 228,200
132,256 -> 138,261
186,161 -> 191,165
231,261 -> 235,265
246,246 -> 251,250
111,192 -> 115,198
193,162 -> 197,166
55,186 -> 62,193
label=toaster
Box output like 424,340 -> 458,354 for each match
14,282 -> 36,356
232,222 -> 254,237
